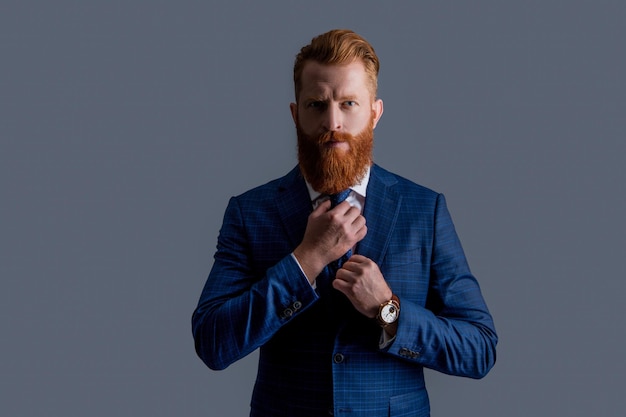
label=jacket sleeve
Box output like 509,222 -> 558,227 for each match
191,197 -> 318,370
386,193 -> 498,379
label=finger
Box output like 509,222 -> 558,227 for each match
355,223 -> 368,242
345,254 -> 368,264
347,204 -> 363,216
335,266 -> 354,281
311,199 -> 332,216
332,276 -> 350,293
329,200 -> 355,215
337,261 -> 365,280
351,214 -> 366,229
332,207 -> 363,229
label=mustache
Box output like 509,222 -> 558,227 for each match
314,130 -> 355,145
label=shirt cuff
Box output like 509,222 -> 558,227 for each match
290,252 -> 317,289
379,328 -> 396,349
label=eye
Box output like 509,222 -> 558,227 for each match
344,100 -> 357,107
307,101 -> 325,110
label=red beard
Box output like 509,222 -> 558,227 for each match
297,116 -> 374,195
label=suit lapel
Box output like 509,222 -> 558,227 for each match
358,165 -> 402,265
275,166 -> 312,250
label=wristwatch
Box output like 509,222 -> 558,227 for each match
376,294 -> 400,328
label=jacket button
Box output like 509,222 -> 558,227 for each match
399,347 -> 419,358
333,353 -> 344,364
283,308 -> 293,318
293,301 -> 302,310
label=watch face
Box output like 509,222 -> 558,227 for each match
381,304 -> 398,323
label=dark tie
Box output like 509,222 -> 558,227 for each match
329,189 -> 352,270
315,189 -> 352,297
329,189 -> 351,208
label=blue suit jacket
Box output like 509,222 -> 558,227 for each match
193,164 -> 497,417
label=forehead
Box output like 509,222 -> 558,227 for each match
299,60 -> 372,99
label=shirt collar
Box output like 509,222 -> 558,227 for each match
305,165 -> 370,202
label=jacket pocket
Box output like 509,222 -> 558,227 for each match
389,389 -> 430,417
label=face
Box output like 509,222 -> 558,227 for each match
291,60 -> 384,194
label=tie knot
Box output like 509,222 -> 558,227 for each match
329,189 -> 351,208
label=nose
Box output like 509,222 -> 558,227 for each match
322,105 -> 342,132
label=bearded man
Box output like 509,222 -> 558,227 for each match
192,29 -> 497,417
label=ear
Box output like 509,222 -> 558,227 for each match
371,98 -> 384,129
289,102 -> 298,126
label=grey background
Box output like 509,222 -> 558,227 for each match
1,1 -> 624,416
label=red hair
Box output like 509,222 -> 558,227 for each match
293,29 -> 380,101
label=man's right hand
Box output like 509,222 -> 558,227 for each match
293,199 -> 367,283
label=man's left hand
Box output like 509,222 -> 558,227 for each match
333,254 -> 392,318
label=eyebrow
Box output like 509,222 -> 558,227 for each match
302,94 -> 360,102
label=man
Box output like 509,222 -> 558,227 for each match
192,29 -> 497,416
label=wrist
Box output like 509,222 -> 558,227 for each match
368,287 -> 393,317
293,246 -> 326,283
